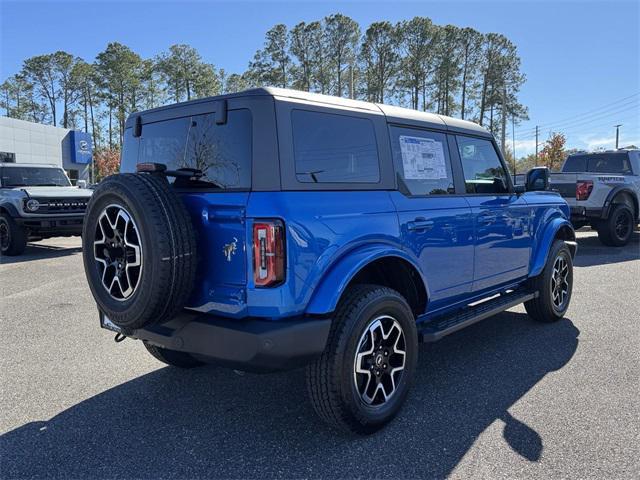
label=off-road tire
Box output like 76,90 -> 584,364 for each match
0,213 -> 27,256
306,284 -> 418,435
597,204 -> 634,247
525,240 -> 573,322
82,173 -> 197,331
143,341 -> 205,368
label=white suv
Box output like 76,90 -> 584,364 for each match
0,163 -> 93,255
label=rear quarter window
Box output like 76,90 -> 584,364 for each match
291,110 -> 380,183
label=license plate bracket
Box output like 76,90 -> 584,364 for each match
99,311 -> 122,333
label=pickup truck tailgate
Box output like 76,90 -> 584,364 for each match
549,173 -> 579,199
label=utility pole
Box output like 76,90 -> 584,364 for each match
348,65 -> 354,100
512,116 -> 516,175
500,87 -> 507,155
614,124 -> 622,149
535,125 -> 539,166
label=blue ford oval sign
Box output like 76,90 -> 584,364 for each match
70,131 -> 92,164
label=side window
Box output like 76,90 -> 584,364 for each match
389,126 -> 454,195
137,110 -> 252,189
292,110 -> 380,183
456,136 -> 509,194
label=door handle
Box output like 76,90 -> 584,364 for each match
407,219 -> 434,231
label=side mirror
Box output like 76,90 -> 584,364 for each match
77,180 -> 87,189
514,184 -> 526,195
525,167 -> 550,192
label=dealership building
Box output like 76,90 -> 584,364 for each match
0,116 -> 93,184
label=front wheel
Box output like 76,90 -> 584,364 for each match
306,285 -> 418,435
525,240 -> 573,322
0,214 -> 27,256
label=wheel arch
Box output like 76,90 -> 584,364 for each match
605,187 -> 638,220
0,203 -> 20,217
305,246 -> 429,317
530,217 -> 576,278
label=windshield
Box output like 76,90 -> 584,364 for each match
0,167 -> 71,187
563,153 -> 632,174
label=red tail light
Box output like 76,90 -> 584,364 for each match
253,220 -> 285,287
576,180 -> 593,201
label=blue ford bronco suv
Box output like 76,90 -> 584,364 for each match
82,88 -> 576,434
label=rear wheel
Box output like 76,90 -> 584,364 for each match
0,214 -> 27,256
597,204 -> 634,246
306,285 -> 418,434
143,342 -> 205,368
525,240 -> 573,322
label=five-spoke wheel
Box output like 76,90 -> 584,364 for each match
550,255 -> 570,311
354,315 -> 406,406
93,204 -> 142,301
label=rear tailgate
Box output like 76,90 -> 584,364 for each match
549,172 -> 579,200
180,192 -> 250,316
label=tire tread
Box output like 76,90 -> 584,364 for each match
306,284 -> 412,434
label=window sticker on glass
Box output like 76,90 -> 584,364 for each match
399,136 -> 447,180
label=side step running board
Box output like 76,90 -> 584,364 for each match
419,290 -> 538,342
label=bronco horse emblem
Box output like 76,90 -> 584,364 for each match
222,237 -> 238,262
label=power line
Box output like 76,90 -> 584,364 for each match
513,111 -> 640,148
526,99 -> 639,132
513,92 -> 640,134
513,105 -> 640,141
514,98 -> 640,136
542,110 -> 639,135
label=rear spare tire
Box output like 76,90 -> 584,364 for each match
82,173 -> 197,331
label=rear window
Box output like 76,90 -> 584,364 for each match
562,156 -> 587,172
564,153 -> 632,174
129,109 -> 252,189
291,110 -> 380,183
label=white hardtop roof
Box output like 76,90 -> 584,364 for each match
263,87 -> 491,136
0,163 -> 60,168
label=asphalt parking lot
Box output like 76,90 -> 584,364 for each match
1,230 -> 639,479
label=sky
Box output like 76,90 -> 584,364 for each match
1,0 -> 639,156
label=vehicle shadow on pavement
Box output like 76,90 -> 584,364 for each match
0,312 -> 579,479
0,243 -> 82,265
573,231 -> 640,268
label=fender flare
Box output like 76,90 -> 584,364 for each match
0,202 -> 20,217
305,244 -> 429,315
603,186 -> 638,220
530,217 -> 576,277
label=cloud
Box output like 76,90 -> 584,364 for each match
575,134 -> 640,151
581,136 -> 614,150
512,139 -> 537,156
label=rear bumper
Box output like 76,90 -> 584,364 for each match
106,310 -> 332,372
15,215 -> 84,236
570,206 -> 604,223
